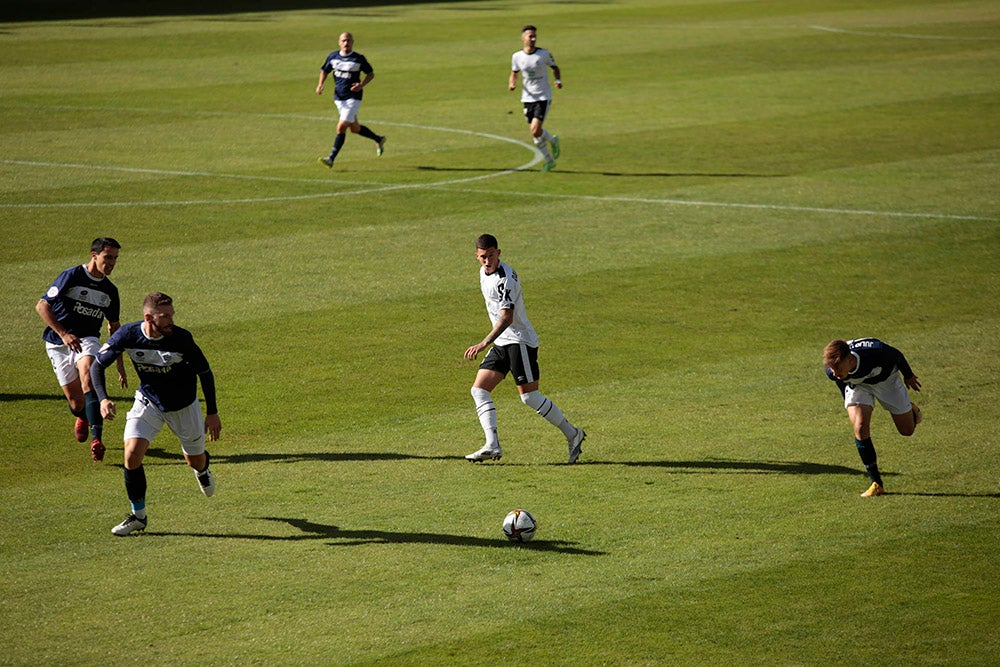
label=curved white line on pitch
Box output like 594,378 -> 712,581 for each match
811,25 -> 1000,41
1,111 -> 543,208
3,106 -> 993,221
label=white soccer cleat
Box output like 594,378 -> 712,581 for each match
465,444 -> 502,462
196,468 -> 215,497
112,513 -> 147,536
567,428 -> 586,464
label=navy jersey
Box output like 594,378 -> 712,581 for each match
827,338 -> 914,390
92,321 -> 216,414
40,265 -> 120,345
321,50 -> 373,100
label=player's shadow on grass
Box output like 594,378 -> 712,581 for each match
143,447 -> 466,464
617,458 -> 861,475
151,517 -> 606,555
886,491 -> 1000,499
1,392 -> 74,402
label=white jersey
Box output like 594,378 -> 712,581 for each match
480,261 -> 538,347
512,48 -> 557,102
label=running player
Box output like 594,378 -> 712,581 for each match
316,31 -> 387,168
464,234 -> 586,463
91,292 -> 222,536
36,237 -> 126,462
510,25 -> 562,172
824,338 -> 923,497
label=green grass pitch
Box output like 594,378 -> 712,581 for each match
1,1 -> 998,664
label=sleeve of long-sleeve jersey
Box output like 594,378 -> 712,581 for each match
199,370 -> 218,415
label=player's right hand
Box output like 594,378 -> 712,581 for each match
61,332 -> 82,352
101,399 -> 117,420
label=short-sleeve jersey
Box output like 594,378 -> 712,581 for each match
95,321 -> 211,412
321,50 -> 373,101
480,261 -> 539,347
829,338 -> 914,388
40,265 -> 120,345
511,48 -> 557,102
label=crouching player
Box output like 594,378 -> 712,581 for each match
823,337 -> 922,497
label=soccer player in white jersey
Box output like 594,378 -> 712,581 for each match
824,338 -> 923,497
510,25 -> 562,172
464,234 -> 586,463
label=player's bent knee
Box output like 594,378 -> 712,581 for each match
520,390 -> 545,411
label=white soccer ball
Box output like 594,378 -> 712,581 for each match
502,509 -> 537,542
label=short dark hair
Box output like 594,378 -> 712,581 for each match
143,291 -> 173,313
521,25 -> 536,33
475,234 -> 499,250
91,237 -> 121,254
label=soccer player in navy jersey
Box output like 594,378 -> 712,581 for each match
510,25 -> 562,172
316,32 -> 387,168
36,237 -> 126,462
824,338 -> 923,497
464,234 -> 586,464
91,292 -> 222,536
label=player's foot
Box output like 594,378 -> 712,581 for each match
861,482 -> 885,497
550,135 -> 560,159
111,513 -> 147,536
465,445 -> 502,462
377,136 -> 387,157
912,403 -> 922,425
90,438 -> 105,462
567,428 -> 586,464
542,160 -> 557,172
318,156 -> 334,168
196,468 -> 215,497
74,417 -> 89,443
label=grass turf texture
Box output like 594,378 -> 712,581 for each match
1,0 -> 998,664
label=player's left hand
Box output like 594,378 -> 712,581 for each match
905,375 -> 921,391
205,413 -> 222,442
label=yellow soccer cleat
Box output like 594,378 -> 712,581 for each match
861,482 -> 885,497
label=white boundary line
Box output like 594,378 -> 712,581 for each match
810,25 -> 1000,42
3,106 -> 996,221
427,186 -> 998,222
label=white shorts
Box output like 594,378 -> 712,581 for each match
335,97 -> 362,123
124,391 -> 206,456
45,337 -> 102,386
844,372 -> 912,415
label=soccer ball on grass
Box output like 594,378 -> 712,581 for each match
502,509 -> 537,542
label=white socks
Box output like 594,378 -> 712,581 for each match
471,387 -> 499,448
533,136 -> 554,162
520,390 -> 576,439
475,387 -> 576,447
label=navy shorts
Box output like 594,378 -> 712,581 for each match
480,343 -> 540,386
